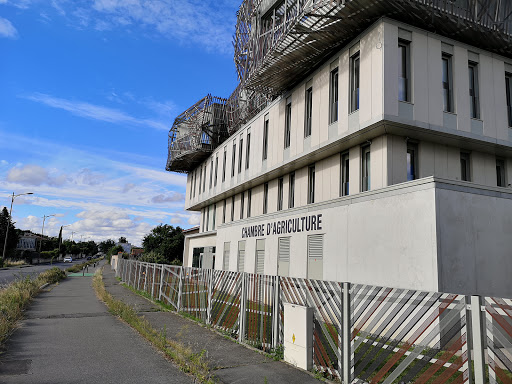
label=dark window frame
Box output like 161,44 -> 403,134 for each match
307,164 -> 315,204
398,40 -> 410,102
288,172 -> 295,209
329,67 -> 339,123
340,152 -> 350,196
469,61 -> 480,119
304,86 -> 313,137
350,52 -> 360,112
284,99 -> 291,148
263,182 -> 269,214
277,177 -> 284,211
361,144 -> 371,192
442,54 -> 454,113
262,117 -> 269,161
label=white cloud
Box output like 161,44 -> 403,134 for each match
0,17 -> 18,38
24,93 -> 169,131
151,193 -> 184,204
7,164 -> 67,186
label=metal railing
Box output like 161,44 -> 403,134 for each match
116,258 -> 512,383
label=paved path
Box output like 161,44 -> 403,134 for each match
0,262 -> 194,384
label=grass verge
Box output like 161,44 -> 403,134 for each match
0,267 -> 66,346
93,268 -> 215,384
66,257 -> 103,273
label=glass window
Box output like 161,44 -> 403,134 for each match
308,164 -> 315,204
231,195 -> 235,221
460,152 -> 471,181
362,145 -> 371,191
247,189 -> 252,218
206,206 -> 210,232
277,177 -> 284,211
214,155 -> 218,187
222,147 -> 227,182
203,165 -> 206,192
263,182 -> 269,214
284,98 -> 291,148
398,41 -> 410,102
341,152 -> 349,196
305,87 -> 313,137
442,55 -> 453,112
407,143 -> 418,181
262,116 -> 269,160
209,159 -> 214,188
212,204 -> 216,230
246,132 -> 251,169
506,74 -> 512,127
496,158 -> 506,187
240,192 -> 244,220
231,142 -> 236,177
238,137 -> 243,173
329,67 -> 339,123
198,166 -> 202,195
350,52 -> 360,112
469,62 -> 480,119
222,199 -> 226,224
288,172 -> 295,209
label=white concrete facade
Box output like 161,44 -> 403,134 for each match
181,18 -> 512,298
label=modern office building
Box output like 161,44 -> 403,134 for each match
167,0 -> 512,298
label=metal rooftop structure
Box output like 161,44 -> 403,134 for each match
166,95 -> 228,173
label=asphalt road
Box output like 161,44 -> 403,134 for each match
0,262 -> 195,384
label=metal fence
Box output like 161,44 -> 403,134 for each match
116,259 -> 511,384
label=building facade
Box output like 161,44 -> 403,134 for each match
168,2 -> 512,298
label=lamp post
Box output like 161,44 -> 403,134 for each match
2,192 -> 33,264
39,214 -> 56,262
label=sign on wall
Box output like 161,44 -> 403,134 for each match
241,214 -> 323,238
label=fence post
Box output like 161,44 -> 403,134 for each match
469,295 -> 486,384
239,272 -> 247,343
158,265 -> 165,301
206,269 -> 213,325
144,263 -> 148,293
342,282 -> 350,384
177,266 -> 184,312
272,275 -> 280,348
151,264 -> 156,299
128,261 -> 132,287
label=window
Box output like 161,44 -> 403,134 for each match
223,242 -> 230,270
304,87 -> 313,137
284,98 -> 291,148
209,159 -> 214,189
288,172 -> 295,208
398,41 -> 410,102
255,239 -> 265,274
496,159 -> 506,187
206,206 -> 210,232
198,167 -> 202,195
362,144 -> 371,191
469,62 -> 480,119
238,137 -> 243,173
278,237 -> 290,277
263,182 -> 269,214
460,152 -> 471,181
262,116 -> 269,160
212,204 -> 216,230
231,195 -> 235,221
190,173 -> 194,199
203,165 -> 206,192
202,209 -> 206,232
506,73 -> 512,127
277,177 -> 284,211
214,155 -> 218,187
407,143 -> 418,181
237,241 -> 245,272
350,52 -> 360,112
308,164 -> 315,204
222,199 -> 226,224
231,142 -> 236,177
442,55 -> 453,112
340,152 -> 349,196
240,192 -> 244,219
246,132 -> 251,169
247,189 -> 252,218
329,67 -> 339,123
222,147 -> 227,182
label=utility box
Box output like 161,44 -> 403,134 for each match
283,303 -> 313,370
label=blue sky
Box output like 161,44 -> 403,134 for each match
0,0 -> 239,246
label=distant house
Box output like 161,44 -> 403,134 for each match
117,242 -> 132,254
16,232 -> 38,251
131,247 -> 144,257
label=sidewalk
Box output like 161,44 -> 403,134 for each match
102,265 -> 323,384
0,261 -> 195,384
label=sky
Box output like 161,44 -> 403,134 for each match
0,0 -> 240,246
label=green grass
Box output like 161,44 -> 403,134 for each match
65,257 -> 103,273
0,267 -> 66,346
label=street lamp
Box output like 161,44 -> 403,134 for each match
2,192 -> 33,264
39,214 -> 56,258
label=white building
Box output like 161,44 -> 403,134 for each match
167,1 -> 512,298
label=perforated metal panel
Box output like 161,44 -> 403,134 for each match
223,242 -> 230,270
278,237 -> 290,277
255,239 -> 265,274
307,234 -> 323,280
238,240 -> 245,273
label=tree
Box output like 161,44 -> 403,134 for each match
0,207 -> 18,259
118,237 -> 127,243
142,225 -> 184,264
99,239 -> 115,254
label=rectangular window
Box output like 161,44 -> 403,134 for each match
202,209 -> 206,232
222,199 -> 226,224
506,74 -> 512,127
497,159 -> 506,187
442,55 -> 453,112
231,195 -> 235,221
203,165 -> 206,192
307,234 -> 323,280
246,132 -> 251,169
407,143 -> 418,181
278,237 -> 290,277
460,152 -> 471,181
398,41 -> 410,102
329,67 -> 339,123
288,172 -> 295,208
223,242 -> 230,270
263,182 -> 269,214
262,116 -> 269,161
206,206 -> 210,232
222,147 -> 227,182
277,177 -> 284,211
238,137 -> 243,173
190,173 -> 194,199
255,239 -> 265,274
231,142 -> 236,177
284,98 -> 291,148
237,241 -> 245,272
240,192 -> 244,220
247,189 -> 252,218
209,159 -> 214,189
469,62 -> 480,119
350,52 -> 360,112
304,87 -> 313,137
340,152 -> 349,196
198,167 -> 202,195
214,155 -> 218,187
362,144 -> 371,191
308,164 -> 315,204
212,204 -> 216,230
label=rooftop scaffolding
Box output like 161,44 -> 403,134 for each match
166,95 -> 228,173
234,0 -> 512,96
